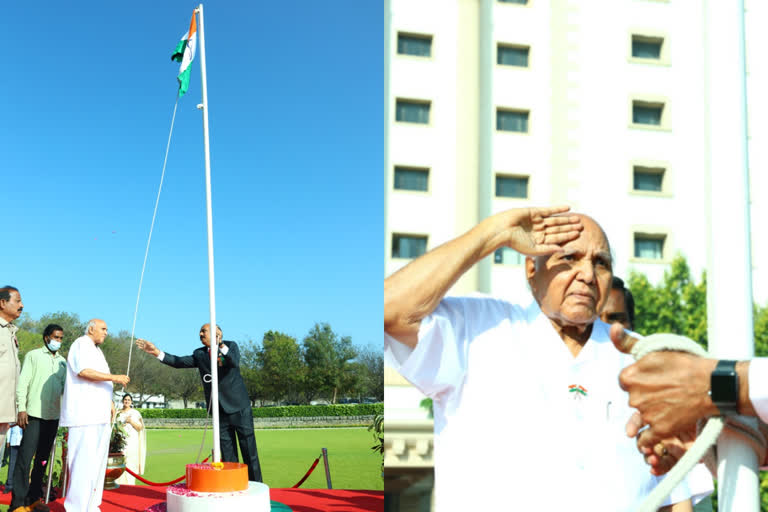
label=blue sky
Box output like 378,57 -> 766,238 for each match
1,2 -> 382,360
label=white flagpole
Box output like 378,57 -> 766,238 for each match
704,0 -> 758,510
195,3 -> 221,465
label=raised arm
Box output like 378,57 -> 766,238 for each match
79,368 -> 130,387
384,207 -> 583,347
136,338 -> 196,368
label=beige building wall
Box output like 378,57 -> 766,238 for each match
386,0 -> 766,308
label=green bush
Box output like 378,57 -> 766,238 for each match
140,403 -> 382,419
141,408 -> 209,419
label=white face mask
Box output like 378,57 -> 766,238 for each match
47,339 -> 61,352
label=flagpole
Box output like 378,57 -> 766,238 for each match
195,3 -> 221,465
704,0 -> 758,510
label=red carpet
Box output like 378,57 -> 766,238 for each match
0,485 -> 383,511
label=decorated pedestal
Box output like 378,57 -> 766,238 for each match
104,453 -> 127,490
164,463 -> 271,512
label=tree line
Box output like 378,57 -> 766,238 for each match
628,255 -> 768,357
627,255 -> 768,512
15,315 -> 383,408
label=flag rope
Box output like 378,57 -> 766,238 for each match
125,95 -> 180,383
92,95 -> 180,509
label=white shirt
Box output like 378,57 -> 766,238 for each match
749,358 -> 768,425
385,297 -> 693,512
60,335 -> 113,427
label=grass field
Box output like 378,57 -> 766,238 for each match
0,426 -> 382,510
143,428 -> 382,489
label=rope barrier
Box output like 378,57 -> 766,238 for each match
120,453 -> 320,489
122,455 -> 210,487
291,455 -> 321,488
124,468 -> 186,487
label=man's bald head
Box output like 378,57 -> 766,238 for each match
526,213 -> 613,330
86,318 -> 109,345
199,323 -> 222,348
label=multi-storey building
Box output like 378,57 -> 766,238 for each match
384,0 -> 767,510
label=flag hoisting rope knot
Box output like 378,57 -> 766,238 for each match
171,12 -> 197,97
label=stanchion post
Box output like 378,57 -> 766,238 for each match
61,457 -> 68,499
322,448 -> 333,489
44,438 -> 57,503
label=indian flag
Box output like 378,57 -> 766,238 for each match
171,12 -> 197,97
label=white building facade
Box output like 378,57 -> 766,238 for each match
385,0 -> 767,306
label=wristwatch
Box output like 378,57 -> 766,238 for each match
710,359 -> 739,415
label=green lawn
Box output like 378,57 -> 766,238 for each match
145,428 -> 382,489
0,427 -> 382,501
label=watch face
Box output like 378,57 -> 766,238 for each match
711,360 -> 739,410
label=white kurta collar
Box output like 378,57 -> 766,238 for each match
524,300 -> 609,364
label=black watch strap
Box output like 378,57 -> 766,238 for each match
710,359 -> 739,415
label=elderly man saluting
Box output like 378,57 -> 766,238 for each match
384,207 -> 695,512
60,319 -> 129,512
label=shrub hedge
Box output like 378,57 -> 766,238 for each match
140,403 -> 383,419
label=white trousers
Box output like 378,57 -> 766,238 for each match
65,423 -> 110,512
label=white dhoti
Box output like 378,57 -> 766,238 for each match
65,423 -> 110,512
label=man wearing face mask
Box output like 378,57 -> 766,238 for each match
9,324 -> 67,512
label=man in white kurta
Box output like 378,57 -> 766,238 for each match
60,319 -> 129,512
384,207 -> 695,511
387,298 -> 693,511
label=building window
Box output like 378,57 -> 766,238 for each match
634,234 -> 665,260
495,175 -> 528,198
632,101 -> 664,126
396,99 -> 430,124
633,166 -> 665,192
394,167 -> 429,191
494,247 -> 525,265
497,109 -> 529,133
392,234 -> 428,259
397,33 -> 432,57
632,35 -> 663,60
497,44 -> 529,67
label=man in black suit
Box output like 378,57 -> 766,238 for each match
136,324 -> 262,482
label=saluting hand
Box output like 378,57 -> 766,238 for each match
500,206 -> 584,256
